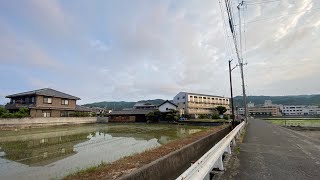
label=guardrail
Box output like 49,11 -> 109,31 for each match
176,121 -> 246,180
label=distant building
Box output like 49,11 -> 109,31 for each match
133,102 -> 157,109
248,102 -> 255,108
173,92 -> 230,118
108,109 -> 154,122
5,88 -> 81,118
281,105 -> 320,116
248,106 -> 282,117
108,100 -> 179,122
158,100 -> 178,112
264,100 -> 272,107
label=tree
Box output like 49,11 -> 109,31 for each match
146,110 -> 161,122
164,109 -> 178,122
211,113 -> 220,119
216,106 -> 227,115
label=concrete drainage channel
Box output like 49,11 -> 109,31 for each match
119,126 -> 232,180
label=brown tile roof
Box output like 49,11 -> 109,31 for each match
6,88 -> 80,100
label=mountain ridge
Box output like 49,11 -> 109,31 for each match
83,94 -> 320,109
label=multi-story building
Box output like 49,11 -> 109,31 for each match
242,100 -> 282,117
5,88 -> 81,117
281,105 -> 320,116
173,92 -> 230,117
248,106 -> 282,116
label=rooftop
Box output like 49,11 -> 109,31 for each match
108,109 -> 155,115
6,88 -> 81,100
180,92 -> 225,98
133,102 -> 157,107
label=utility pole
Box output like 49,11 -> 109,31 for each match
229,60 -> 235,128
224,0 -> 248,121
237,2 -> 248,121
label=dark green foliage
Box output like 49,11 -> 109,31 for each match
223,115 -> 229,120
83,99 -> 165,110
0,107 -> 9,116
0,107 -> 29,118
147,109 -> 178,122
69,112 -> 91,117
216,106 -> 227,115
198,114 -> 210,119
182,114 -> 191,119
165,109 -> 179,122
234,95 -> 320,106
146,110 -> 162,122
211,114 -> 220,119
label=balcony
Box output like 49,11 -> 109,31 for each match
5,103 -> 35,110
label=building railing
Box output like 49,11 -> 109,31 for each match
176,121 -> 245,180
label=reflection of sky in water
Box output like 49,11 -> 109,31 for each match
0,124 -> 205,180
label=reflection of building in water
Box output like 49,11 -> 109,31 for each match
0,133 -> 89,166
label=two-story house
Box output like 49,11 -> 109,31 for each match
5,88 -> 81,117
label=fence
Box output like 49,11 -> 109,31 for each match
176,121 -> 245,180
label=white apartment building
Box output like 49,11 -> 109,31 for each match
281,105 -> 320,116
173,92 -> 230,117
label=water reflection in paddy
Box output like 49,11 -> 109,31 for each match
0,123 -> 208,180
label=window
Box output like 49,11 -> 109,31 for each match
182,96 -> 185,99
177,97 -> 180,100
60,111 -> 69,117
42,111 -> 51,117
61,99 -> 69,105
43,97 -> 52,104
31,97 -> 35,103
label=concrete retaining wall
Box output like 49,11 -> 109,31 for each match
120,126 -> 231,180
96,117 -> 109,123
0,117 -> 96,128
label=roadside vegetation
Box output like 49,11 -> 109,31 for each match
265,118 -> 320,127
146,109 -> 179,123
0,107 -> 29,118
69,112 -> 96,117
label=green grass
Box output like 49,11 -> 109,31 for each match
65,161 -> 108,178
185,119 -> 231,123
266,119 -> 320,127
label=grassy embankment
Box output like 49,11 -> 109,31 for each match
264,118 -> 320,127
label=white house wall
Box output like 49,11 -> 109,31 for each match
159,103 -> 177,112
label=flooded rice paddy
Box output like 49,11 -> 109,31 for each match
0,123 -> 210,180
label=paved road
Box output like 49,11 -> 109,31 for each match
220,119 -> 320,180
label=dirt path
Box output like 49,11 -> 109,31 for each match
64,125 -> 229,180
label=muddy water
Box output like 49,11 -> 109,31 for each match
0,123 -> 208,180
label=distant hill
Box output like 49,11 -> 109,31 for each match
83,99 -> 165,110
234,95 -> 320,107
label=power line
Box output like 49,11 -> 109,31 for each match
218,0 -> 236,61
244,0 -> 281,5
239,7 -> 320,25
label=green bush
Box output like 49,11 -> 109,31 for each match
198,114 -> 210,119
211,114 -> 220,119
0,107 -> 29,118
70,112 -> 91,117
146,110 -> 162,122
0,107 -> 9,116
223,115 -> 229,120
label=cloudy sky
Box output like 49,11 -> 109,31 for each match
1,0 -> 319,104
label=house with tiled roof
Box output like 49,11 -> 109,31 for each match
5,88 -> 82,117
